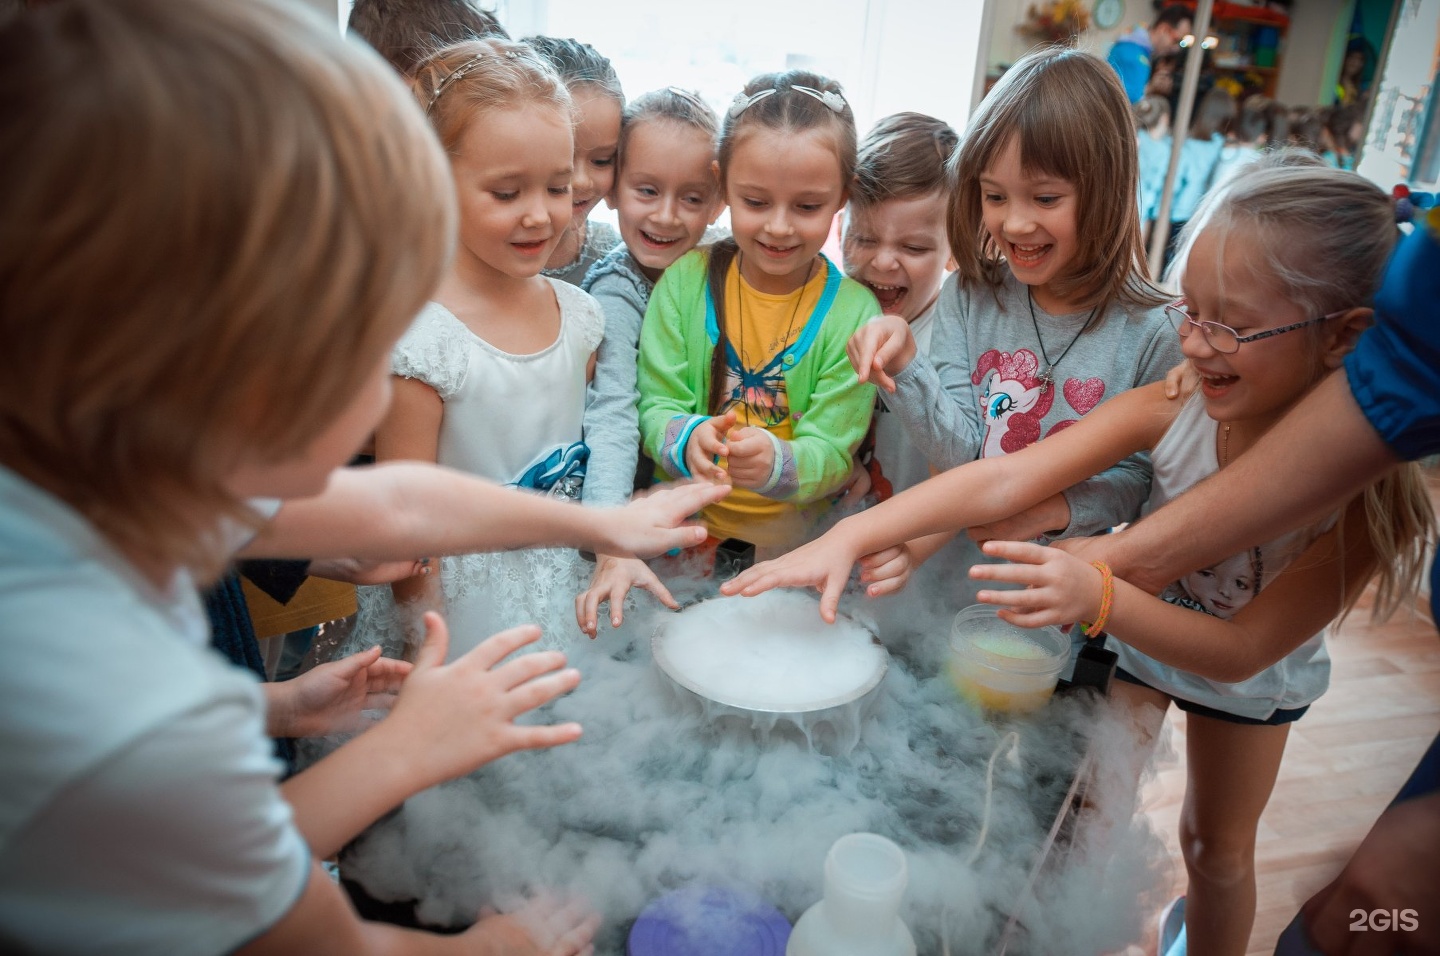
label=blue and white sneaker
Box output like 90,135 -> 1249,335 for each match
1158,896 -> 1187,956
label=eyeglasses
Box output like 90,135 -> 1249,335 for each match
1164,302 -> 1346,354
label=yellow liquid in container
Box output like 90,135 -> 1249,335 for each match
948,611 -> 1067,715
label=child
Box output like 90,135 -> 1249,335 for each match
359,37 -> 604,658
526,35 -> 624,286
636,71 -> 879,553
843,111 -> 958,498
347,0 -> 508,76
577,87 -> 725,633
844,48 -> 1183,603
728,161 -> 1433,956
1134,94 -> 1172,238
1210,94 -> 1272,190
0,0 -> 699,949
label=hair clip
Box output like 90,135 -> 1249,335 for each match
727,87 -> 777,120
426,54 -> 488,114
791,85 -> 847,114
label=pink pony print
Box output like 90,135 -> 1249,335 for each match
971,348 -> 1055,456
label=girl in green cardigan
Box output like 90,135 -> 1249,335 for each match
637,70 -> 879,551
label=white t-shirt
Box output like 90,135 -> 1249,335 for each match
0,467 -> 310,954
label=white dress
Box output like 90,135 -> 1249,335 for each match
355,279 -> 605,659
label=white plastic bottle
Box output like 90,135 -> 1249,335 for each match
786,832 -> 917,956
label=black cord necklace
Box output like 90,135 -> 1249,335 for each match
1026,287 -> 1099,394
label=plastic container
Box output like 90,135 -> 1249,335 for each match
948,604 -> 1068,715
787,833 -> 916,956
628,885 -> 790,956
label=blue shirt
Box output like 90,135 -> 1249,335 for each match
1107,27 -> 1152,104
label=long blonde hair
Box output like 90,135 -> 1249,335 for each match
0,0 -> 454,579
1191,161 -> 1435,621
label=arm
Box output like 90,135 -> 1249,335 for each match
240,463 -> 724,563
886,290 -> 989,470
280,614 -> 581,860
778,311 -> 878,502
1062,370 -> 1398,592
636,256 -> 710,480
724,383 -> 1172,619
580,274 -> 645,508
974,494 -> 1374,683
373,376 -> 445,625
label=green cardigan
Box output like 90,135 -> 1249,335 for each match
637,249 -> 878,504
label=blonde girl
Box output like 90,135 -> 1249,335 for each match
578,87 -> 724,634
527,35 -> 625,286
847,47 -> 1184,603
360,38 -> 605,658
636,70 -> 878,553
729,162 -> 1433,956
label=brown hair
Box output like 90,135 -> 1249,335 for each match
947,46 -> 1163,315
706,70 -> 858,413
523,34 -> 624,105
347,0 -> 507,77
852,112 -> 959,208
1190,86 -> 1237,140
0,0 -> 454,579
412,36 -> 571,155
618,86 -> 719,170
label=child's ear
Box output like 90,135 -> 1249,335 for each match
1320,306 -> 1373,369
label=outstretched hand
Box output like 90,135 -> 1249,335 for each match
265,646 -> 412,739
969,539 -> 1104,630
466,892 -> 601,956
575,554 -> 678,637
382,612 -> 583,789
720,529 -> 863,623
858,544 -> 913,598
599,480 -> 729,559
846,314 -> 917,393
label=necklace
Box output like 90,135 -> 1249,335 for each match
1221,422 -> 1232,466
732,254 -> 815,421
1026,288 -> 1098,394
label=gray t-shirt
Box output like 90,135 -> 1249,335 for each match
889,270 -> 1184,535
544,219 -> 622,288
580,244 -> 654,507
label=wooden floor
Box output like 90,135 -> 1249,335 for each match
1134,573 -> 1440,955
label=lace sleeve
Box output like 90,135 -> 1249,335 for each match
390,304 -> 469,400
554,280 -> 606,356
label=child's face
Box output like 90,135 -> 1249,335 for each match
610,119 -> 721,281
1177,225 -> 1328,425
979,136 -> 1079,305
228,353 -> 393,500
725,127 -> 848,294
843,192 -> 949,322
451,103 -> 575,278
569,85 -> 621,228
1182,551 -> 1256,616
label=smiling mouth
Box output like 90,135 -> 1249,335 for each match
757,241 -> 798,258
1198,369 -> 1240,391
640,230 -> 682,250
512,239 -> 549,254
1008,241 -> 1054,265
865,281 -> 908,312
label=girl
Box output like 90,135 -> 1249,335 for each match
728,162 -> 1433,956
360,38 -> 605,658
843,111 -> 957,499
526,35 -> 625,286
636,71 -> 878,553
578,87 -> 725,634
846,47 -> 1183,603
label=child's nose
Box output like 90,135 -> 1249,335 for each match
873,246 -> 899,271
520,192 -> 550,228
657,195 -> 681,225
766,207 -> 794,236
1004,206 -> 1035,236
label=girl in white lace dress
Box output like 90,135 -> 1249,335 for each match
354,38 -> 603,660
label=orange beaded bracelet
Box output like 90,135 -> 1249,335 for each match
1080,561 -> 1114,637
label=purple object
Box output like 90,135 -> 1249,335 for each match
627,885 -> 791,956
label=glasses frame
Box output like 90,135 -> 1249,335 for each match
1164,303 -> 1348,354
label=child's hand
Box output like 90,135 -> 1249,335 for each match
264,646 -> 412,738
720,527 -> 865,623
464,893 -> 601,956
847,314 -> 917,393
859,544 -> 912,597
575,554 -> 678,636
966,493 -> 1071,543
832,459 -> 872,509
1163,359 -> 1200,401
684,409 -> 737,483
969,540 -> 1104,630
598,481 -> 728,558
724,425 -> 776,490
308,555 -> 432,586
382,612 -> 582,788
